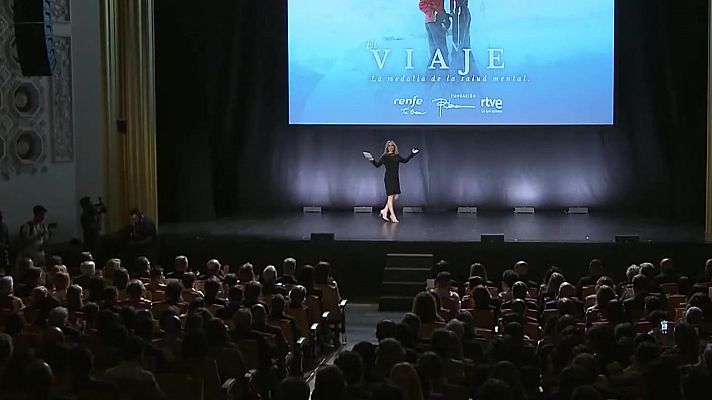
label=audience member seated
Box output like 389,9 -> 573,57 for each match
15,265 -> 42,298
244,280 -> 268,309
202,276 -> 226,308
639,262 -> 658,284
153,281 -> 187,317
312,364 -> 346,400
112,268 -> 130,301
434,272 -> 460,316
180,272 -> 203,302
0,276 -> 23,312
120,279 -> 152,310
277,257 -> 299,287
251,303 -> 288,358
540,272 -> 565,309
298,264 -> 321,297
418,351 -> 466,400
276,376 -> 310,400
501,281 -> 538,311
514,261 -> 538,288
261,265 -> 287,297
50,271 -> 70,303
655,258 -> 681,287
334,350 -> 370,400
695,258 -> 712,286
585,285 -> 616,325
74,260 -> 96,289
200,258 -> 224,281
412,292 -> 444,335
498,269 -> 519,301
85,275 -> 106,304
104,334 -> 165,399
663,323 -> 700,367
469,262 -> 495,287
238,262 -> 256,284
101,286 -> 121,313
618,264 -> 641,301
102,258 -> 121,286
390,362 -> 425,400
67,345 -> 119,398
230,308 -> 274,373
153,312 -> 182,358
216,284 -> 243,320
65,284 -> 83,314
471,284 -> 499,313
577,259 -> 605,298
269,293 -> 300,339
166,255 -> 190,279
146,265 -> 167,294
133,256 -> 151,280
623,274 -> 653,322
376,338 -> 406,379
545,282 -> 584,319
432,259 -> 450,278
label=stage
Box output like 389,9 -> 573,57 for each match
160,211 -> 704,244
157,211 -> 710,300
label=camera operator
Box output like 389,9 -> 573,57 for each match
0,210 -> 9,275
80,196 -> 106,255
18,205 -> 54,271
126,208 -> 158,272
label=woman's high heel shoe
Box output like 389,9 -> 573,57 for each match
390,214 -> 399,223
380,209 -> 389,221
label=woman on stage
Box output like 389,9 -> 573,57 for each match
364,140 -> 419,223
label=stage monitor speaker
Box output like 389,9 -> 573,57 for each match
514,207 -> 535,214
311,233 -> 334,241
353,206 -> 373,213
303,206 -> 322,213
457,207 -> 478,214
403,207 -> 423,213
13,0 -> 56,76
615,235 -> 639,244
481,234 -> 504,244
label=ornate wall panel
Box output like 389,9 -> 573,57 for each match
0,0 -> 74,181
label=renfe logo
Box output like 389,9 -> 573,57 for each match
394,96 -> 426,116
393,96 -> 424,106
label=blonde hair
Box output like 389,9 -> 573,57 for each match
390,362 -> 424,400
103,258 -> 121,281
384,140 -> 399,155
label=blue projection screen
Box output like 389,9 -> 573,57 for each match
288,0 -> 615,125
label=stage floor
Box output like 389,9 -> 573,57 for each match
160,211 -> 705,244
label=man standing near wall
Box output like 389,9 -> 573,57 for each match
18,205 -> 52,271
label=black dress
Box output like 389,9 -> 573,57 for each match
372,151 -> 416,195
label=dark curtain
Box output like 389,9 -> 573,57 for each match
156,0 -> 708,223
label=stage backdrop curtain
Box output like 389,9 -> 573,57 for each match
155,0 -> 707,223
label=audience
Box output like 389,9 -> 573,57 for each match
2,228 -> 712,400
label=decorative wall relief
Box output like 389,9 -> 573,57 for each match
0,0 -> 74,180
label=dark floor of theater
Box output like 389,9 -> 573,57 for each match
160,211 -> 705,244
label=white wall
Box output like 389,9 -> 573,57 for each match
0,0 -> 103,242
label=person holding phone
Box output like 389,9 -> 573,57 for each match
18,205 -> 52,270
364,140 -> 420,223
